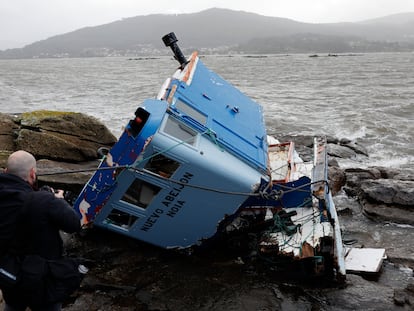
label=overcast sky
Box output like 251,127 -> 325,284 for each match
1,0 -> 414,49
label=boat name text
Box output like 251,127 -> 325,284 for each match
140,172 -> 193,232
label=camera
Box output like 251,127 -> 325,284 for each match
39,185 -> 77,205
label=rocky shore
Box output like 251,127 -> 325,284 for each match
1,111 -> 413,310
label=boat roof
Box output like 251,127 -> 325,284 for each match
163,53 -> 268,172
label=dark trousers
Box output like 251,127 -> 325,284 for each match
4,302 -> 62,311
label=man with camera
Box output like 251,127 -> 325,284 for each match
0,150 -> 82,311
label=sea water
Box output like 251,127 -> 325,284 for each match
0,53 -> 413,169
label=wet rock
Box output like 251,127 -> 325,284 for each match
275,135 -> 365,164
339,139 -> 369,156
277,135 -> 315,148
324,274 -> 396,311
326,137 -> 369,160
344,169 -> 414,225
328,166 -> 346,195
360,179 -> 414,206
345,167 -> 382,181
343,166 -> 414,194
379,167 -> 414,182
16,110 -> 117,162
376,167 -> 404,179
0,110 -> 116,168
328,157 -> 340,167
0,111 -> 117,167
0,113 -> 19,167
343,167 -> 382,196
328,143 -> 357,159
16,128 -> 97,162
36,159 -> 100,193
393,280 -> 414,307
342,166 -> 414,224
60,229 -> 332,311
363,202 -> 414,225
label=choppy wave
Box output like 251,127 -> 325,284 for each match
0,53 -> 413,169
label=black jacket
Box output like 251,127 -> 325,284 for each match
0,173 -> 81,259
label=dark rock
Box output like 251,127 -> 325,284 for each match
393,289 -> 407,306
328,166 -> 346,195
375,166 -> 402,179
0,110 -> 118,196
339,138 -> 352,145
341,141 -> 369,156
393,280 -> 414,307
0,113 -> 19,167
277,135 -> 315,148
19,111 -> 115,144
360,179 -> 414,206
275,135 -> 365,163
0,110 -> 117,170
0,113 -> 18,132
36,159 -> 100,193
343,186 -> 358,198
327,136 -> 340,144
324,274 -> 397,310
326,138 -> 369,160
386,168 -> 414,181
359,166 -> 414,182
16,111 -> 117,162
360,178 -> 414,225
328,143 -> 357,159
16,129 -> 95,162
344,167 -> 382,189
407,281 -> 414,294
342,166 -> 414,224
337,206 -> 353,216
363,202 -> 414,225
328,157 -> 340,167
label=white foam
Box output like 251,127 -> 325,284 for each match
335,125 -> 367,141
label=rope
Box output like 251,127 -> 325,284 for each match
35,124 -> 330,199
37,122 -> 205,177
37,164 -> 132,176
38,161 -> 329,199
203,128 -> 224,151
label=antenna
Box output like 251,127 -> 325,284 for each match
162,32 -> 188,67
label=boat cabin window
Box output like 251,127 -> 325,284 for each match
121,179 -> 161,209
163,116 -> 197,146
104,208 -> 138,230
144,154 -> 180,178
175,99 -> 207,125
128,107 -> 150,137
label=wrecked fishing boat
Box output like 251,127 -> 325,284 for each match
73,33 -> 346,280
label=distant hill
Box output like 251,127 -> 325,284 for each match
358,12 -> 414,25
1,8 -> 414,58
